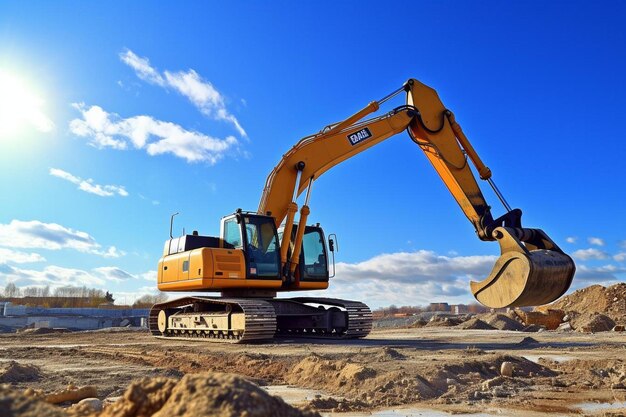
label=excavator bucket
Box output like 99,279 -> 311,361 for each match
470,227 -> 575,308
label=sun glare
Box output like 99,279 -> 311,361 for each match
0,69 -> 54,138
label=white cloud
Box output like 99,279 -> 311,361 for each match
293,250 -> 498,307
565,237 -> 577,244
569,264 -> 626,289
335,250 -> 497,283
70,103 -> 238,164
0,220 -> 124,258
0,248 -> 46,264
50,168 -> 128,197
587,237 -> 605,246
119,49 -> 246,137
139,270 -> 157,281
119,51 -> 165,85
0,264 -> 107,287
614,252 -> 626,262
0,265 -> 155,291
571,248 -> 609,261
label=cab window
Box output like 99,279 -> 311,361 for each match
223,219 -> 242,248
302,229 -> 328,279
243,216 -> 280,277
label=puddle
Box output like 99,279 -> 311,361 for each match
323,409 -> 514,417
264,386 -> 558,417
264,385 -> 336,405
523,354 -> 575,363
577,401 -> 626,412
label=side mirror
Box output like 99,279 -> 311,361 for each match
328,234 -> 338,279
328,234 -> 338,253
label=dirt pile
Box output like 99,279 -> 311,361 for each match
0,385 -> 66,417
478,313 -> 525,331
457,318 -> 495,330
537,283 -> 626,325
102,372 -> 320,417
286,352 -> 556,408
515,310 -> 565,330
18,328 -> 71,335
0,372 -> 320,417
571,313 -> 616,333
0,361 -> 42,383
425,315 -> 462,327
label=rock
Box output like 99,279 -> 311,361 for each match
521,324 -> 544,332
562,314 -> 570,322
0,385 -> 66,417
577,313 -> 615,333
76,398 -> 103,412
557,322 -> 572,331
481,376 -> 505,390
500,362 -> 514,377
491,387 -> 509,398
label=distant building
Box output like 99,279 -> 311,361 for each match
428,302 -> 450,312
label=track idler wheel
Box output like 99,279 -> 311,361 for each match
157,310 -> 169,334
470,227 -> 575,308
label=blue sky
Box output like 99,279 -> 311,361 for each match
0,1 -> 624,307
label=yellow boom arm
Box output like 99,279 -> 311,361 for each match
258,79 -> 575,308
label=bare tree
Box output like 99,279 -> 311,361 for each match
133,294 -> 168,308
4,283 -> 20,298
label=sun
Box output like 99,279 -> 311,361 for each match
0,69 -> 54,138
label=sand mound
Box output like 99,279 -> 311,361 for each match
457,318 -> 495,330
0,385 -> 66,417
537,283 -> 626,325
0,361 -> 42,383
479,313 -> 524,331
571,313 -> 615,333
18,328 -> 71,335
286,352 -> 556,408
374,347 -> 406,361
426,316 -> 461,327
102,372 -> 319,417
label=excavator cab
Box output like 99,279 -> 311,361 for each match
221,212 -> 281,279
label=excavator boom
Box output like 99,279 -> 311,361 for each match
259,79 -> 575,308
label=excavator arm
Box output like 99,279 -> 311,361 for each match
258,79 -> 575,308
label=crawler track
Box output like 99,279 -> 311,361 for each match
275,297 -> 372,339
149,296 -> 372,343
149,297 -> 277,343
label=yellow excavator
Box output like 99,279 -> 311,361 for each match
148,78 -> 575,343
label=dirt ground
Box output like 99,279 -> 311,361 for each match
0,326 -> 625,416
